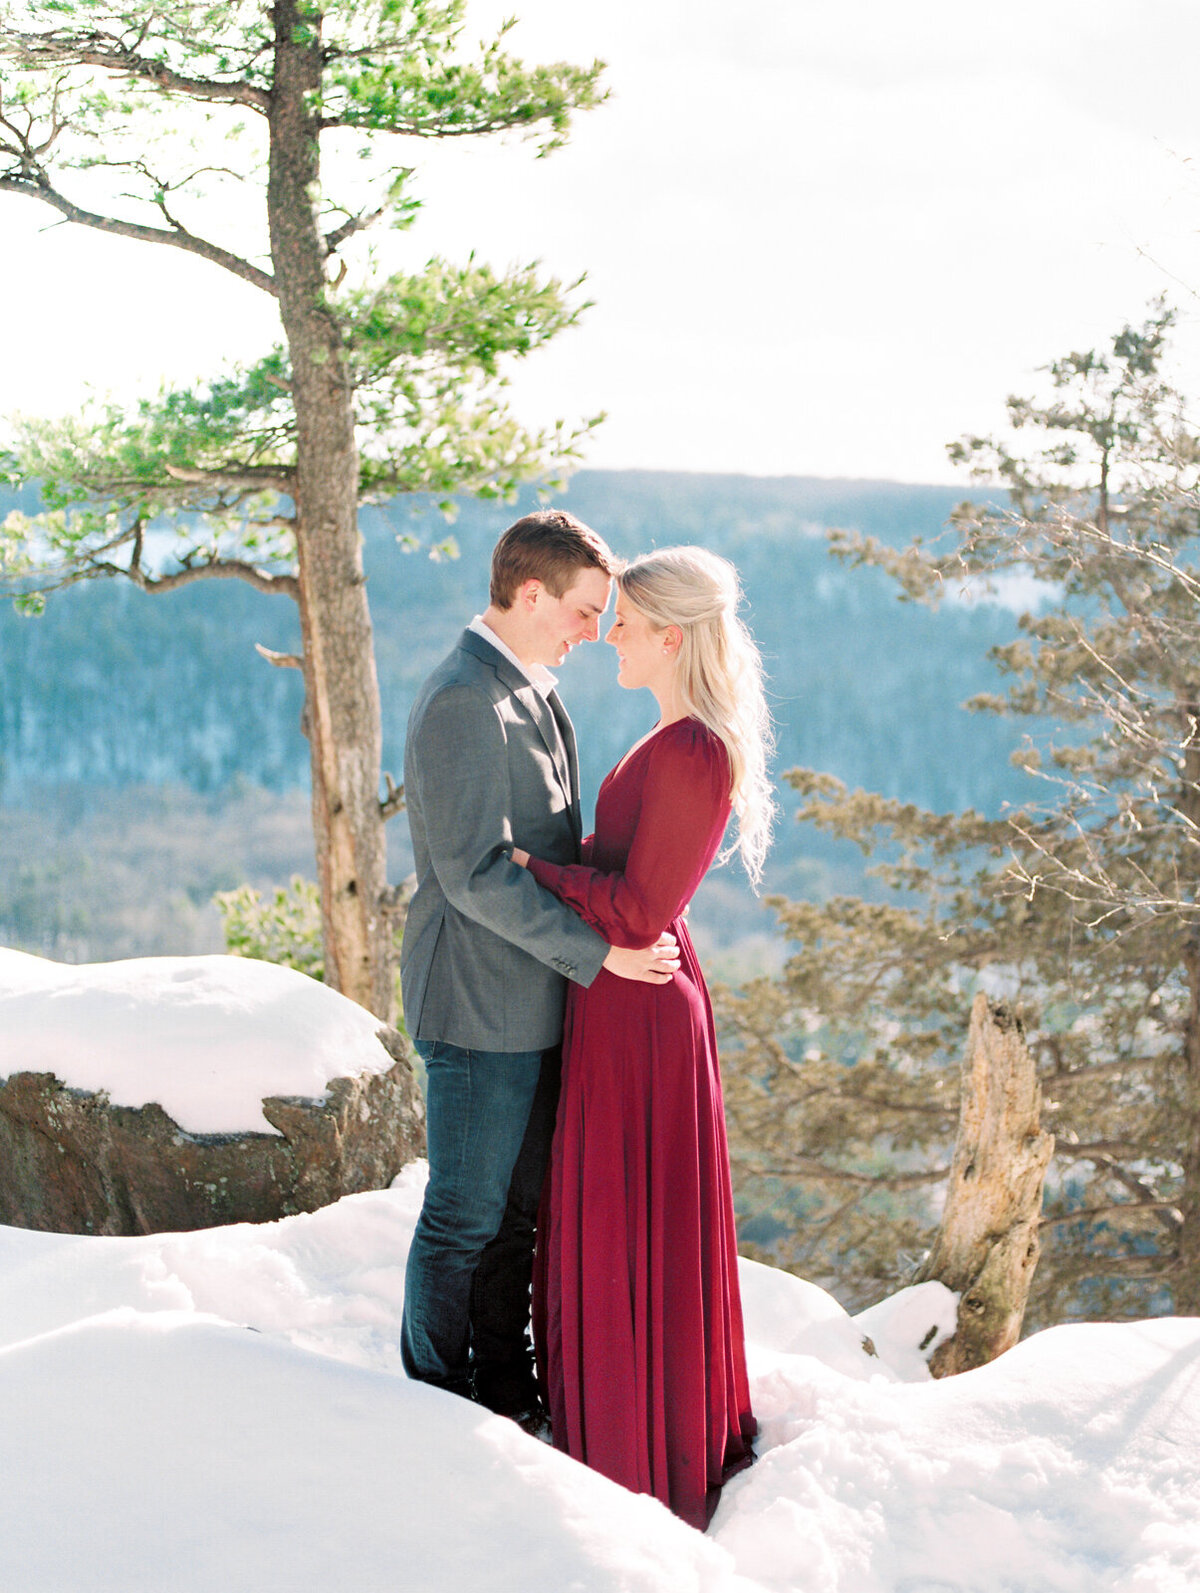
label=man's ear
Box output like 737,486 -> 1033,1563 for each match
519,578 -> 544,610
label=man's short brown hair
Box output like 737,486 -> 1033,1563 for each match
489,510 -> 619,610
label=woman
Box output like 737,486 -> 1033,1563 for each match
512,545 -> 775,1531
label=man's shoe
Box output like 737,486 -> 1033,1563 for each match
472,1356 -> 538,1415
512,1403 -> 553,1443
472,1355 -> 550,1439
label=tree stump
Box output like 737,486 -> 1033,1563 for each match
918,993 -> 1054,1376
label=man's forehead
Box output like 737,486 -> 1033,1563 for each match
560,568 -> 613,611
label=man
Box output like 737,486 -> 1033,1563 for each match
400,509 -> 679,1425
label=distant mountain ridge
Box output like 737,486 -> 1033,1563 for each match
0,470 -> 1035,918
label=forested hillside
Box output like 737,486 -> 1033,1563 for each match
0,471 -> 1039,959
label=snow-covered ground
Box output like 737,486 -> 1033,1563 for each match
1,952 -> 1198,1592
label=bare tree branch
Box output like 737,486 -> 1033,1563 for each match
1081,1150 -> 1184,1234
379,771 -> 405,822
125,557 -> 298,598
0,170 -> 275,294
255,642 -> 303,668
17,552 -> 301,601
379,875 -> 416,917
324,203 -> 387,255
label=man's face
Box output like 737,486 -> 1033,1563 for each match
526,568 -> 612,667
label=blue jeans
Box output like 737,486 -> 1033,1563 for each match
401,1039 -> 561,1392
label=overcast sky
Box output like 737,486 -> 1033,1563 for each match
4,0 -> 1200,483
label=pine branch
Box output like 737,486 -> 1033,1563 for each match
1036,1251 -> 1178,1285
1046,1054 -> 1171,1085
3,29 -> 270,113
1041,1200 -> 1181,1228
318,110 -> 552,137
1056,1139 -> 1145,1159
802,1190 -> 874,1255
736,1155 -> 948,1191
164,462 -> 293,493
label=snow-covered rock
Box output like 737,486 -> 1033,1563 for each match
0,951 -> 424,1235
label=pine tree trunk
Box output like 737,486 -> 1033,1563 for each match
267,0 -> 391,1018
1179,941 -> 1200,1313
1175,701 -> 1200,1313
918,994 -> 1054,1376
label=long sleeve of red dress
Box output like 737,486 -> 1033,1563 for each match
526,720 -> 731,948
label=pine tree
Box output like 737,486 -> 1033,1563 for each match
0,1 -> 603,1015
721,304 -> 1200,1320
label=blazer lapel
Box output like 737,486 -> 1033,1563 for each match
516,682 -> 572,794
547,689 -> 584,847
457,629 -> 575,813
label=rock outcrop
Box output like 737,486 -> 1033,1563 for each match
0,1026 -> 425,1235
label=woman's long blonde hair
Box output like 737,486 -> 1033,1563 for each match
620,546 -> 775,887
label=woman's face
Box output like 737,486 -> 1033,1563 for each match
606,593 -> 672,692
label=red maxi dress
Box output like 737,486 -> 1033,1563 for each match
528,716 -> 756,1531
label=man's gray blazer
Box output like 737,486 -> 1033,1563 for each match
400,628 -> 609,1051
